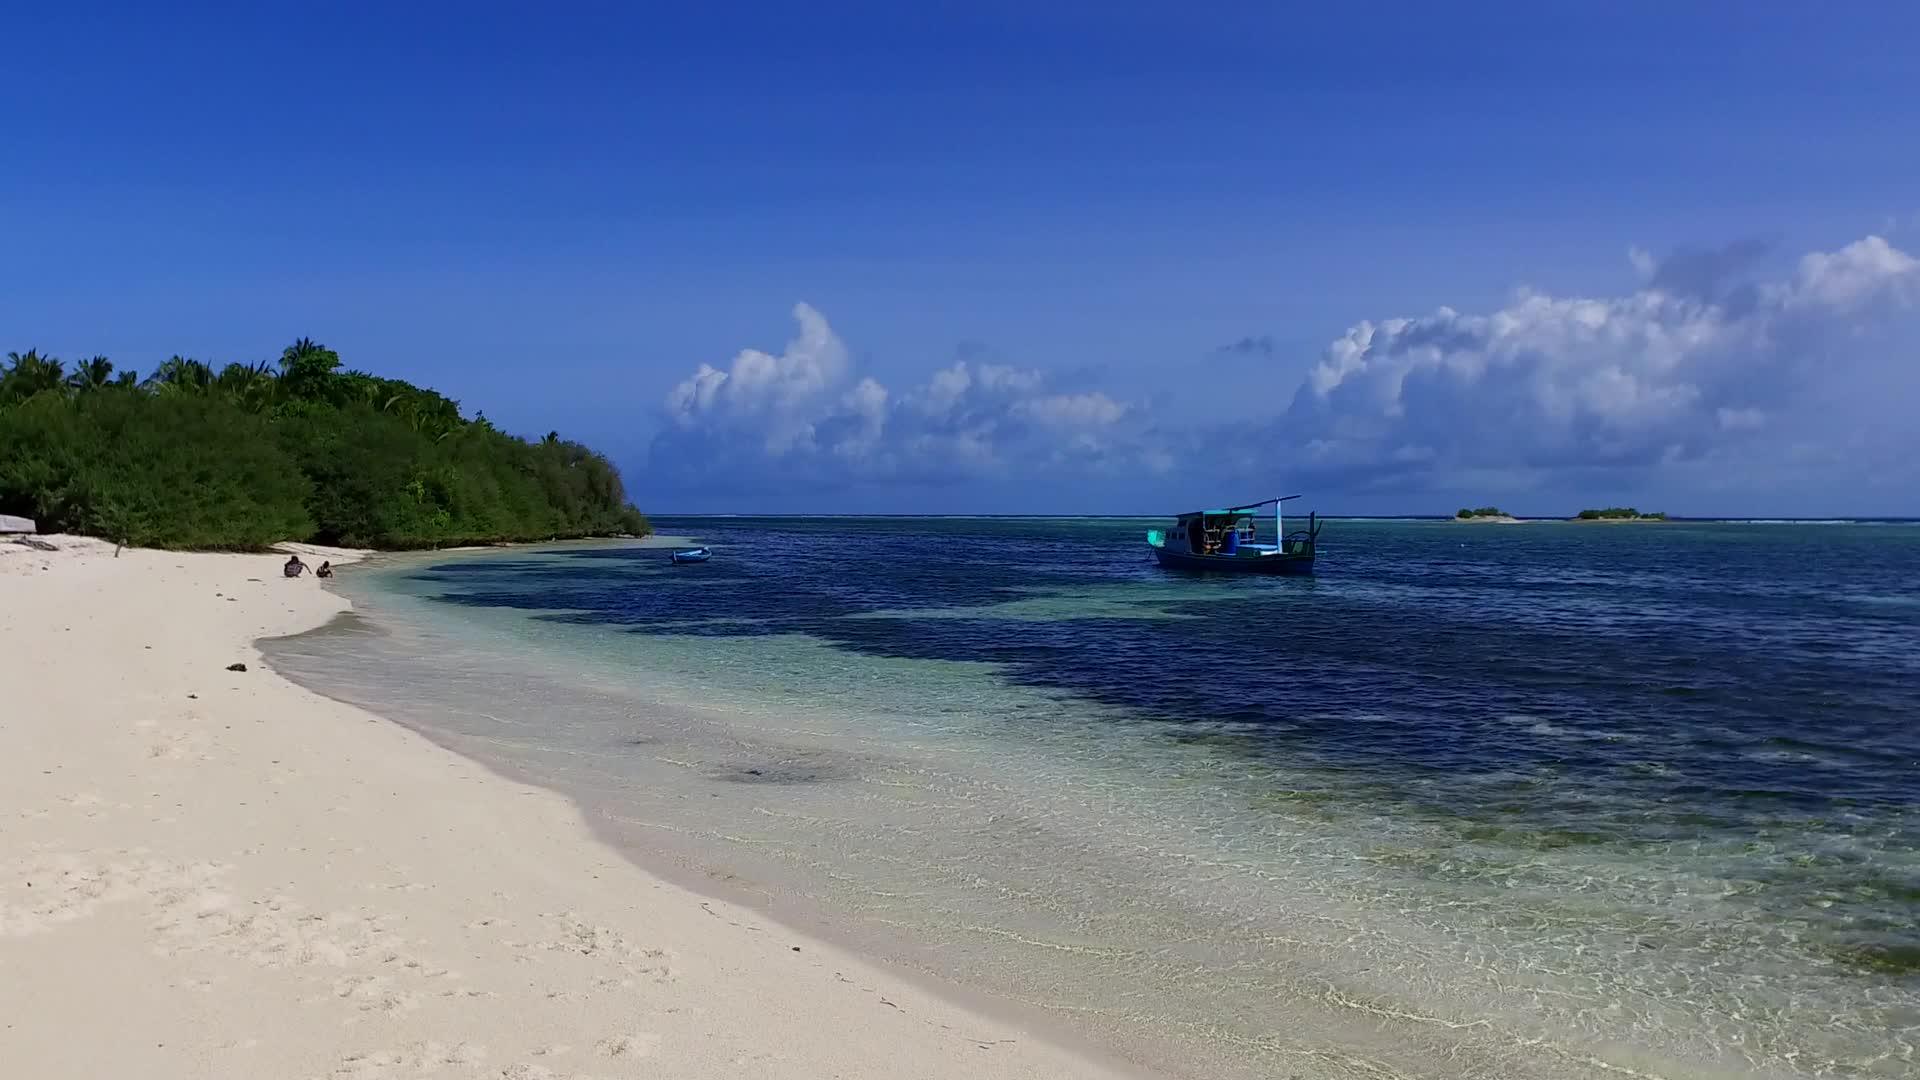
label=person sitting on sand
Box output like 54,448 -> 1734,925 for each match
316,561 -> 333,579
283,554 -> 308,578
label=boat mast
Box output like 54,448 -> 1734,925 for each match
1271,494 -> 1303,549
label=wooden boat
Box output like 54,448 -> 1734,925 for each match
669,546 -> 712,564
1147,496 -> 1320,575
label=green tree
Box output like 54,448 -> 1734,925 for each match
214,360 -> 279,412
65,355 -> 117,393
1,336 -> 648,550
3,349 -> 66,404
0,391 -> 312,548
144,355 -> 215,394
278,337 -> 344,401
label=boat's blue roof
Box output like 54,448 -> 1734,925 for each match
1172,496 -> 1302,522
1175,509 -> 1256,521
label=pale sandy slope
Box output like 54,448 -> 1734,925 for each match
0,537 -> 1130,1080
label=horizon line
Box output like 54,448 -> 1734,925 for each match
643,513 -> 1920,523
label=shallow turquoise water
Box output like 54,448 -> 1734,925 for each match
265,518 -> 1920,1079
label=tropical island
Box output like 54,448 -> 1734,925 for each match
1452,505 -> 1675,523
1574,507 -> 1667,522
0,341 -> 649,550
1455,506 -> 1524,522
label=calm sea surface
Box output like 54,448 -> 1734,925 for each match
264,517 -> 1920,1079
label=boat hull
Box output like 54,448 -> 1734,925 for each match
1151,547 -> 1314,575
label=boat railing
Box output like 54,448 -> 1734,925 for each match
1282,514 -> 1320,555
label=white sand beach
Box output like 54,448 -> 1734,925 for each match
0,538 -> 1128,1080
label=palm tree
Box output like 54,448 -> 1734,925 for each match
144,355 -> 214,393
387,392 -> 462,442
278,337 -> 342,400
281,337 -> 327,366
3,349 -> 66,403
65,355 -> 116,392
332,370 -> 386,407
214,360 -> 277,411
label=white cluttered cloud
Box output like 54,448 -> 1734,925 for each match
648,236 -> 1916,500
653,303 -> 1139,491
1275,235 -> 1918,486
662,302 -> 852,456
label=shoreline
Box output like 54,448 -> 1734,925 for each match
0,537 -> 1134,1079
214,529 -> 1912,1080
261,546 -> 1634,1080
280,549 -> 1430,1080
269,590 -> 1157,1080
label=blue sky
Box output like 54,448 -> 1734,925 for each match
5,4 -> 1917,515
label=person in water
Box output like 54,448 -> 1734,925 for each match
283,554 -> 307,578
316,561 -> 333,579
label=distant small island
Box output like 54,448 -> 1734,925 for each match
1454,506 -> 1523,523
1574,507 -> 1667,522
1451,505 -> 1673,524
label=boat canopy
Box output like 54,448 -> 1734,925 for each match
1173,495 -> 1301,523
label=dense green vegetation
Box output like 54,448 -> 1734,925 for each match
1,342 -> 649,550
1455,506 -> 1511,519
1576,507 -> 1666,520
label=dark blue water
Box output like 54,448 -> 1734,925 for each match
460,516 -> 1918,891
272,517 -> 1920,1079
